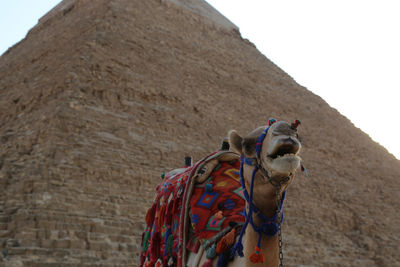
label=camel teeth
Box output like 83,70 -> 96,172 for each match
275,153 -> 297,159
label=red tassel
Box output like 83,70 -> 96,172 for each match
202,258 -> 213,267
151,232 -> 161,259
171,198 -> 179,219
165,201 -> 174,226
268,118 -> 277,126
249,247 -> 265,263
291,119 -> 301,129
216,228 -> 235,254
158,205 -> 166,227
216,239 -> 228,254
145,203 -> 157,227
224,228 -> 236,246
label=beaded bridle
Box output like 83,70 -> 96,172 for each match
231,119 -> 301,266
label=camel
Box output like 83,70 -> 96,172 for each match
140,119 -> 302,267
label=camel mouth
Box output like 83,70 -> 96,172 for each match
266,138 -> 301,174
268,143 -> 299,160
267,145 -> 301,175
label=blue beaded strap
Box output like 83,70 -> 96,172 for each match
242,156 -> 255,166
255,127 -> 269,158
231,122 -> 287,258
240,155 -> 286,232
240,156 -> 286,220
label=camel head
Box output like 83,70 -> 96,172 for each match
226,119 -> 302,264
228,119 -> 302,187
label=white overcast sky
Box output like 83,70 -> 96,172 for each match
1,0 -> 399,159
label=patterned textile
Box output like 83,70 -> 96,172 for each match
190,160 -> 245,242
140,164 -> 193,267
140,152 -> 245,267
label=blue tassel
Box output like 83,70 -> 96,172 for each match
217,253 -> 227,267
231,242 -> 244,258
228,247 -> 235,261
206,244 -> 217,259
164,228 -> 171,256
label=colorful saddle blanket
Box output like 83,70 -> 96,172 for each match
140,151 -> 246,267
190,160 -> 245,242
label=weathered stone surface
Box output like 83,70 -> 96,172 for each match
0,0 -> 399,266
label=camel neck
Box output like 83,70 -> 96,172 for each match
235,156 -> 286,266
243,224 -> 280,267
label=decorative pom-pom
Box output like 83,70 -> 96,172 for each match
249,247 -> 265,263
249,252 -> 264,263
202,258 -> 213,267
206,244 -> 217,259
214,210 -> 224,220
268,118 -> 277,126
291,119 -> 301,129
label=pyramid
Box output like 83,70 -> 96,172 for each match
1,0 -> 399,266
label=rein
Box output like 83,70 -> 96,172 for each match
231,123 -> 290,266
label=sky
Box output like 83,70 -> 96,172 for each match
0,0 -> 399,160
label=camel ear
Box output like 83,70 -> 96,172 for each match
228,130 -> 243,154
242,136 -> 257,158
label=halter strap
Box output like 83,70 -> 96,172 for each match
239,155 -> 286,223
232,124 -> 288,259
242,156 -> 256,166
